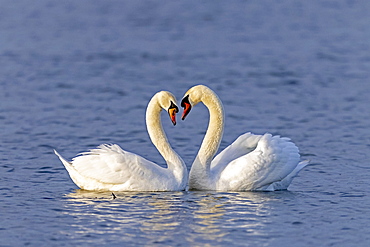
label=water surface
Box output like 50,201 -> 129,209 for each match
1,1 -> 370,246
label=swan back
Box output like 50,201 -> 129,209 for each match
68,144 -> 182,191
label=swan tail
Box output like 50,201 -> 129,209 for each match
296,160 -> 310,172
282,159 -> 310,183
54,149 -> 75,172
262,159 -> 310,191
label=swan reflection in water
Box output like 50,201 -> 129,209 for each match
185,191 -> 277,244
61,190 -> 288,245
63,190 -> 189,244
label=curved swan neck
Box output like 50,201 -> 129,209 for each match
196,88 -> 225,168
146,95 -> 185,174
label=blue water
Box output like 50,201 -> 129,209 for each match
1,1 -> 370,246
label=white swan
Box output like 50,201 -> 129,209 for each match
54,91 -> 188,191
181,85 -> 308,191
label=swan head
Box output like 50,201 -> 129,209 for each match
181,85 -> 210,120
156,91 -> 179,126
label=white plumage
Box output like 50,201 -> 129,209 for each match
181,85 -> 308,191
55,91 -> 188,192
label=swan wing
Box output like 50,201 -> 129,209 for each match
218,133 -> 301,191
65,144 -> 168,188
211,132 -> 263,173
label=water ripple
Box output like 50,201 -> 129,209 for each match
1,1 -> 370,246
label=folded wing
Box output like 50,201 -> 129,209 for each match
57,144 -> 170,191
211,132 -> 263,173
217,133 -> 301,191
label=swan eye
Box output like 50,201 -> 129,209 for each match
169,101 -> 179,113
168,101 -> 178,126
181,95 -> 190,108
181,95 -> 192,120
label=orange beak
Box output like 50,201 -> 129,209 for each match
168,107 -> 178,126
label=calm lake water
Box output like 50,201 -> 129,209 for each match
1,1 -> 370,246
